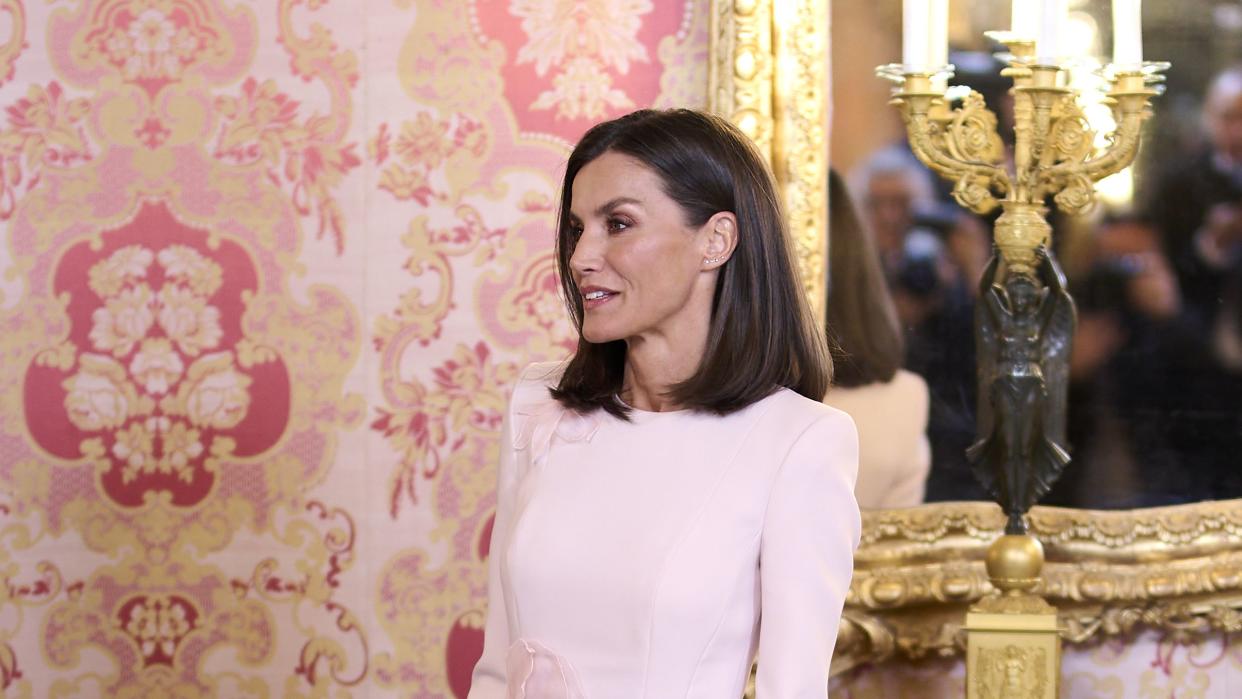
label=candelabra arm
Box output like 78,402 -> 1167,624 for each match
1033,71 -> 1159,215
1035,108 -> 1145,214
906,111 -> 1011,214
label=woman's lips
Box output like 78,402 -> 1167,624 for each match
581,288 -> 618,310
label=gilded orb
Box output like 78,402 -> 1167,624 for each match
985,534 -> 1045,595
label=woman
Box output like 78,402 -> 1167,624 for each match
823,170 -> 931,509
468,109 -> 860,698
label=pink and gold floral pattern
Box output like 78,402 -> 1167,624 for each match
0,1 -> 1233,697
368,2 -> 707,695
0,1 -> 1234,697
0,1 -> 702,696
2,1 -> 364,696
25,202 -> 290,508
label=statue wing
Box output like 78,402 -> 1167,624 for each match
974,288 -> 999,440
970,284 -> 1002,496
1040,286 -> 1077,448
1020,284 -> 1077,506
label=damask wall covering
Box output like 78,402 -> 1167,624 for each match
0,0 -> 707,696
0,1 -> 1237,698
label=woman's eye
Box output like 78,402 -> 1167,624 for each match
607,218 -> 630,233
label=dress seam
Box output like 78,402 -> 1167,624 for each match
637,395 -> 782,699
759,412 -> 834,527
683,527 -> 765,696
502,363 -> 567,642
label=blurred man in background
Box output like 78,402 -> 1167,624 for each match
1142,65 -> 1242,500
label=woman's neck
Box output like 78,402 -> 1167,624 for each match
621,333 -> 706,412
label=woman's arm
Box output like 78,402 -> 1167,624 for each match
467,403 -> 519,698
755,411 -> 861,697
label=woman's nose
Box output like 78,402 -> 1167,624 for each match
569,230 -> 602,275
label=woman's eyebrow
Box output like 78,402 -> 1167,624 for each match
594,196 -> 642,216
569,196 -> 643,221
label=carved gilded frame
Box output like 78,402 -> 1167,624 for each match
707,0 -> 1242,675
839,501 -> 1242,672
709,0 -> 829,323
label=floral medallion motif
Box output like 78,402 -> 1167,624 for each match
470,0 -> 686,141
0,2 -> 365,696
74,0 -> 235,98
25,202 -> 290,508
117,593 -> 200,667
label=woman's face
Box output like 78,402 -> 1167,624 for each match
567,151 -> 719,346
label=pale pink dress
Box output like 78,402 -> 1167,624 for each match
467,362 -> 861,699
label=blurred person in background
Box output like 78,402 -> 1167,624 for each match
852,146 -> 991,502
824,170 -> 931,509
1048,214 -> 1204,507
1143,65 -> 1242,500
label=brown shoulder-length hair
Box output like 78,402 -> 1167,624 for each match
550,109 -> 831,418
826,168 -> 904,388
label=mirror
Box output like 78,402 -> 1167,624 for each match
830,0 -> 1242,510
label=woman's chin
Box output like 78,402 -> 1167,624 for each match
580,325 -> 623,345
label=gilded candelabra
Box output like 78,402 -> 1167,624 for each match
879,38 -> 1167,699
879,39 -> 1167,273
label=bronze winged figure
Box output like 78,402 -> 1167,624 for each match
968,247 -> 1076,535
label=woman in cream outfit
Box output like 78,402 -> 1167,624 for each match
468,110 -> 861,698
823,170 -> 931,510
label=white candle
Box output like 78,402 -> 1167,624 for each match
1112,0 -> 1143,65
1010,0 -> 1040,39
928,0 -> 949,69
904,0 -> 931,69
1036,0 -> 1068,62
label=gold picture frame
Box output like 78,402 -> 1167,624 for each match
707,0 -> 1242,676
838,500 -> 1242,672
709,0 -> 830,323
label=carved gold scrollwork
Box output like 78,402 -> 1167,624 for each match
1033,77 -> 1154,212
906,112 -> 1007,214
709,0 -> 773,158
710,0 -> 828,324
833,500 -> 1242,675
1042,96 -> 1094,166
952,175 -> 1001,213
946,92 -> 1005,165
771,0 -> 828,322
1051,173 -> 1095,214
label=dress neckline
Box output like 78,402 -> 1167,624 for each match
617,396 -> 693,420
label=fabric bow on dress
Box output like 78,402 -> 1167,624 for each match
505,640 -> 586,699
512,398 -> 599,464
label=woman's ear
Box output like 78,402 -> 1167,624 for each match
701,212 -> 739,269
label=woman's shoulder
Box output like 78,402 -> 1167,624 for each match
517,360 -> 568,387
506,360 -> 600,460
826,369 -> 928,405
763,387 -> 858,439
890,368 -> 929,398
509,361 -> 567,407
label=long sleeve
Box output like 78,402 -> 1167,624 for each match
755,412 -> 861,698
467,402 -> 519,698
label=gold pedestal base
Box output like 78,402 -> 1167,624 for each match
966,599 -> 1061,699
966,534 -> 1062,699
